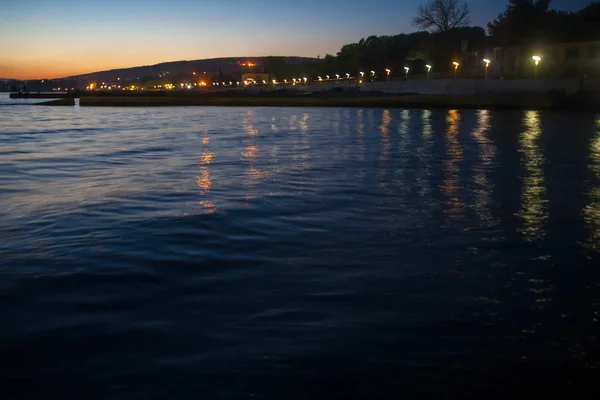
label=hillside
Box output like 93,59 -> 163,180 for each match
73,56 -> 317,82
3,56 -> 319,91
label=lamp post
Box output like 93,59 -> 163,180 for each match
385,68 -> 391,81
404,67 -> 409,80
336,74 -> 340,80
453,62 -> 460,79
346,73 -> 350,79
532,55 -> 542,78
483,59 -> 491,79
370,70 -> 375,82
426,64 -> 432,78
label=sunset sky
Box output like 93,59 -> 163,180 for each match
0,0 -> 591,80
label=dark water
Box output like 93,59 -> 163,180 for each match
1,95 -> 599,398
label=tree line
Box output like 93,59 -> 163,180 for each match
265,0 -> 600,79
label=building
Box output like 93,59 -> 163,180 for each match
242,73 -> 270,84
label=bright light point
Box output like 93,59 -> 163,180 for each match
532,55 -> 542,61
404,67 -> 409,71
483,59 -> 491,65
453,62 -> 459,67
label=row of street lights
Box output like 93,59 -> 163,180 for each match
384,54 -> 543,80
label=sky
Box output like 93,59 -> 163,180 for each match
0,0 -> 592,79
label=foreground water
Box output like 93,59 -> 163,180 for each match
1,96 -> 599,398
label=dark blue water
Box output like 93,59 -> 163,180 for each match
1,95 -> 599,398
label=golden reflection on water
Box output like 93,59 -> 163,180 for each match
196,132 -> 215,214
378,110 -> 392,187
517,111 -> 547,241
584,117 -> 600,251
243,110 -> 264,199
441,110 -> 464,222
471,110 -> 497,225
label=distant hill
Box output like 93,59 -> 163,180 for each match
66,56 -> 318,83
4,56 -> 320,91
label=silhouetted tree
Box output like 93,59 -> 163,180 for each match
413,0 -> 470,32
489,1 -> 600,45
488,0 -> 550,45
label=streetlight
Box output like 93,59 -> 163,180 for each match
360,71 -> 365,78
346,73 -> 350,78
532,55 -> 542,78
303,77 -> 307,84
336,74 -> 340,79
404,67 -> 409,80
370,70 -> 375,82
385,68 -> 391,81
483,59 -> 491,79
452,62 -> 460,79
326,75 -> 330,80
318,76 -> 323,81
426,64 -> 432,78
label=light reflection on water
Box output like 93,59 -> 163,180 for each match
196,131 -> 215,214
0,99 -> 599,397
441,109 -> 464,224
471,110 -> 497,226
378,109 -> 392,188
584,117 -> 600,251
517,110 -> 548,242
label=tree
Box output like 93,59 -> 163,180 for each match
413,0 -> 470,32
487,0 -> 550,45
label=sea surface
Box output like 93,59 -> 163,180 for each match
1,93 -> 599,398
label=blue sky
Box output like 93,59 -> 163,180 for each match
0,0 -> 592,78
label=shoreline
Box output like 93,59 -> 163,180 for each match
75,93 -> 598,111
